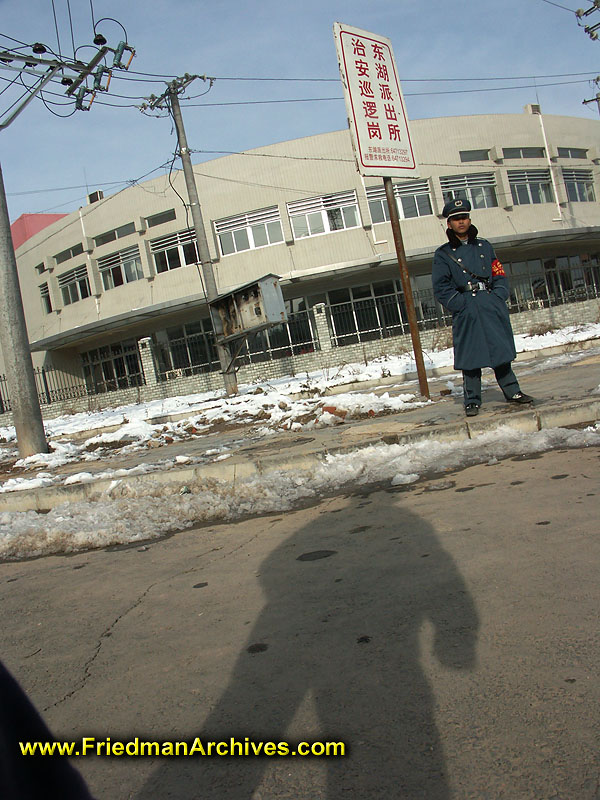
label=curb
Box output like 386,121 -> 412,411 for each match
1,397 -> 598,515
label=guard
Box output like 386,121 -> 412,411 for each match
432,198 -> 533,416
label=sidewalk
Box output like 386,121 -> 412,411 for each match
0,340 -> 598,515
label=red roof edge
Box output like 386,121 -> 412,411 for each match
10,213 -> 68,251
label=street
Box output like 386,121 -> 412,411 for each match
1,444 -> 599,799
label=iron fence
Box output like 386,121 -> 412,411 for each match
0,365 -> 144,414
157,309 -> 318,379
327,289 -> 450,346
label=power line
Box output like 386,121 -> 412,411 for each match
89,0 -> 97,32
192,149 -> 354,164
539,0 -> 577,10
66,0 -> 77,59
50,0 -> 63,60
180,77 -> 597,108
206,70 -> 598,83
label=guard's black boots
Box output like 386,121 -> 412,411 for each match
465,404 -> 479,417
507,392 -> 534,404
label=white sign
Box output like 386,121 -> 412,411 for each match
333,22 -> 419,178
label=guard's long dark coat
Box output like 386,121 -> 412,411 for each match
432,228 -> 516,370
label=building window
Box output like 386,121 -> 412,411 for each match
81,340 -> 144,393
287,190 -> 360,239
508,169 -> 554,205
35,262 -> 47,275
93,221 -> 135,248
325,281 -> 413,346
40,283 -> 52,314
557,147 -> 587,159
502,147 -> 545,159
54,242 -> 84,265
562,168 -> 595,202
459,149 -> 489,162
367,180 -> 433,223
239,300 -> 317,364
154,319 -> 219,377
215,206 -> 284,256
439,173 -> 498,209
145,208 -> 177,229
150,229 -> 198,274
98,245 -> 143,290
57,265 -> 91,305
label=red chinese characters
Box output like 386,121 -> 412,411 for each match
358,80 -> 375,98
367,122 -> 382,140
337,25 -> 415,172
350,38 -> 400,151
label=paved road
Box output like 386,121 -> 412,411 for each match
1,445 -> 599,799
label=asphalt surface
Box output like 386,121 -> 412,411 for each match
1,445 -> 598,799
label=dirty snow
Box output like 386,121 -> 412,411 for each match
0,322 -> 598,559
0,425 -> 598,561
0,321 -> 598,450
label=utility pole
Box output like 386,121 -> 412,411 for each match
0,30 -> 135,456
148,76 -> 237,396
582,76 -> 600,114
0,164 -> 47,456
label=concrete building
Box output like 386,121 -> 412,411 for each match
5,106 -> 600,417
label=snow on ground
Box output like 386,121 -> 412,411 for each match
0,322 -> 598,559
0,424 -> 598,561
0,389 -> 429,484
0,321 -> 598,449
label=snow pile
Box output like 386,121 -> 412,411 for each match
0,425 -> 598,561
0,322 -> 597,448
0,392 -> 428,490
513,322 -> 600,353
0,321 -> 597,498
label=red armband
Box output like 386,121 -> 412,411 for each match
491,259 -> 505,277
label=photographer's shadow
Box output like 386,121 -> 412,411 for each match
137,499 -> 479,799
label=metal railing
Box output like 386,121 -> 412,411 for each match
327,290 -> 450,347
0,366 -> 144,413
508,282 -> 600,313
157,310 -> 318,379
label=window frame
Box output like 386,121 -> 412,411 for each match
557,147 -> 587,160
439,173 -> 498,210
214,206 -> 284,257
149,228 -> 199,274
54,242 -> 84,266
502,146 -> 546,159
57,265 -> 91,306
39,282 -> 52,314
93,221 -> 136,248
98,245 -> 144,290
287,190 -> 361,240
507,169 -> 554,205
367,180 -> 433,224
459,149 -> 490,163
562,168 -> 596,202
145,208 -> 177,229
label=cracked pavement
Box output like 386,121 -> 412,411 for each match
1,445 -> 599,799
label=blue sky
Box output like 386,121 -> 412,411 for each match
1,0 -> 599,222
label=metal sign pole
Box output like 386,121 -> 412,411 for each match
383,177 -> 429,398
333,22 -> 430,399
